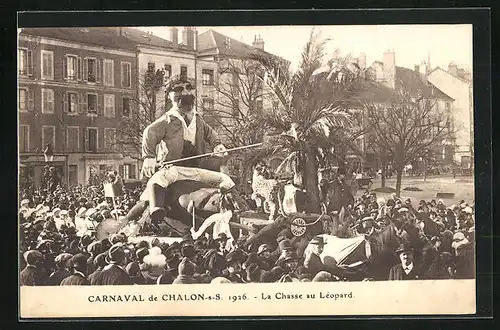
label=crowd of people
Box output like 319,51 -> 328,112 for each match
19,178 -> 475,286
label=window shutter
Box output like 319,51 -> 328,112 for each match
48,54 -> 53,79
118,165 -> 124,177
96,60 -> 101,83
28,89 -> 34,111
27,50 -> 33,76
49,90 -> 54,113
118,97 -> 123,117
41,89 -> 46,113
84,128 -> 89,152
77,57 -> 82,81
110,61 -> 115,86
98,94 -> 104,116
83,58 -> 88,82
63,92 -> 68,113
77,93 -> 83,114
63,56 -> 68,79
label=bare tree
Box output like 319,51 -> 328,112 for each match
363,87 -> 456,196
202,58 -> 272,149
116,69 -> 166,159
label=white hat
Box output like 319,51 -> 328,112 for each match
398,207 -> 409,213
21,199 -> 30,206
86,208 -> 98,218
453,232 -> 466,242
52,208 -> 61,216
463,206 -> 473,214
60,210 -> 69,216
77,207 -> 87,217
35,204 -> 44,212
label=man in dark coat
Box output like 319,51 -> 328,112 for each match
388,244 -> 422,281
88,253 -> 107,285
20,250 -> 45,286
92,243 -> 132,285
61,254 -> 89,286
47,253 -> 73,286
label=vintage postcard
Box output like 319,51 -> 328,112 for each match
18,22 -> 476,318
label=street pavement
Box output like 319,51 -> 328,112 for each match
355,175 -> 475,205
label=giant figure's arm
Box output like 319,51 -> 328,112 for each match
141,118 -> 168,160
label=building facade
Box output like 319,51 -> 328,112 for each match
427,65 -> 474,167
18,28 -> 140,188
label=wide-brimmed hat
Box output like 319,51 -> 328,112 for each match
23,250 -> 43,264
395,243 -> 414,255
309,236 -> 324,245
20,199 -> 30,206
214,232 -> 229,242
164,255 -> 180,273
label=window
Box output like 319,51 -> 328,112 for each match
446,102 -> 451,111
68,165 -> 78,186
104,128 -> 116,151
122,97 -> 131,117
147,62 -> 155,72
180,66 -> 187,80
41,50 -> 54,80
65,55 -> 78,80
18,88 -> 27,111
65,92 -> 78,113
121,62 -> 131,88
42,126 -> 55,151
104,94 -> 115,117
203,98 -> 214,111
19,48 -> 32,76
19,125 -> 29,152
103,59 -> 114,86
124,164 -> 136,179
66,126 -> 80,152
86,128 -> 98,152
84,58 -> 100,83
164,64 -> 172,78
202,69 -> 214,85
42,89 -> 54,113
87,93 -> 97,114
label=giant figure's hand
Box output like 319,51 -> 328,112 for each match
141,158 -> 157,178
213,144 -> 228,157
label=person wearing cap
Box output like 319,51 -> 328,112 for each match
20,250 -> 45,286
92,244 -> 132,285
157,255 -> 180,285
224,250 -> 247,283
281,251 -> 302,276
61,253 -> 89,285
47,253 -> 73,286
88,253 -> 107,285
257,244 -> 272,259
126,261 -> 146,285
388,243 -> 421,280
303,236 -> 326,275
172,257 -> 197,284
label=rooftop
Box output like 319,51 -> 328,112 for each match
197,29 -> 271,58
19,27 -> 137,51
396,66 -> 454,101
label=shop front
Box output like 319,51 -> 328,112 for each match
19,154 -> 68,189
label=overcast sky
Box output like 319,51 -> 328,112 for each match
138,25 -> 472,73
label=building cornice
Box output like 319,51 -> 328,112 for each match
137,45 -> 196,59
18,35 -> 136,57
18,78 -> 135,94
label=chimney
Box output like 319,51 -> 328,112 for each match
382,49 -> 396,89
448,63 -> 458,76
186,27 -> 195,50
414,64 -> 420,72
181,27 -> 189,46
252,34 -> 265,50
170,27 -> 178,49
418,61 -> 428,84
357,53 -> 366,69
193,28 -> 198,51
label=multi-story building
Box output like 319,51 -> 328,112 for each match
18,28 -> 140,187
355,51 -> 456,170
427,64 -> 474,167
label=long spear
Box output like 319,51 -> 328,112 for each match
162,142 -> 263,166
